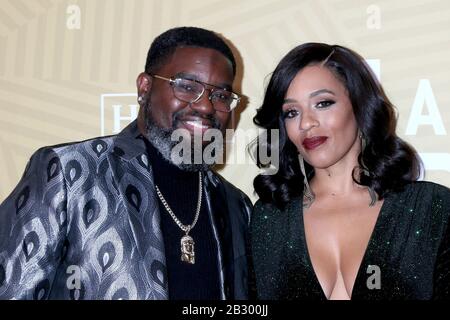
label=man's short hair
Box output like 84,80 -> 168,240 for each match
145,26 -> 236,76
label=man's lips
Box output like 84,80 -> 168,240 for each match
302,136 -> 328,150
178,118 -> 215,133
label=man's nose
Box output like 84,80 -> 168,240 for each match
189,90 -> 215,115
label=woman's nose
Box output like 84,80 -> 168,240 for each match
300,110 -> 319,131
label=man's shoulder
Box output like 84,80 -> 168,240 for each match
39,121 -> 141,161
31,134 -> 119,162
21,134 -> 122,179
48,134 -> 117,154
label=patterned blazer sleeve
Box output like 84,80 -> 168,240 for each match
0,147 -> 68,300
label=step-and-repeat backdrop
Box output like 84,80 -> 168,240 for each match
1,0 -> 449,203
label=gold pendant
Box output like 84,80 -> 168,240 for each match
180,234 -> 195,264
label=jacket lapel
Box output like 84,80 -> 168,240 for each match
204,170 -> 234,299
106,121 -> 168,299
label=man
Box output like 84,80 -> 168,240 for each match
0,27 -> 253,300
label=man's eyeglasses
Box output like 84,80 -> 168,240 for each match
151,74 -> 241,112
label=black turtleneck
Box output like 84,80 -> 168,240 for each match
144,139 -> 221,300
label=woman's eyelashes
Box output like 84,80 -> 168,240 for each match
282,108 -> 299,119
282,100 -> 336,119
315,99 -> 335,108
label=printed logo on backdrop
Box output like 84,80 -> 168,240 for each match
365,60 -> 449,175
406,79 -> 449,176
100,93 -> 138,136
100,60 -> 449,175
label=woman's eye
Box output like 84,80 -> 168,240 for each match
316,100 -> 335,108
283,109 -> 299,119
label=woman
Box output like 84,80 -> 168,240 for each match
251,43 -> 450,300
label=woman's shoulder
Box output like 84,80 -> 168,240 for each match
252,198 -> 301,227
402,180 -> 450,198
253,198 -> 301,215
388,181 -> 450,221
252,199 -> 279,225
253,198 -> 276,214
250,198 -> 303,261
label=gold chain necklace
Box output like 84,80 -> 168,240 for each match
155,171 -> 202,264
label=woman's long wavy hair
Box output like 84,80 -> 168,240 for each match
252,43 -> 421,210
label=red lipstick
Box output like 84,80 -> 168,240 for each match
302,136 -> 328,150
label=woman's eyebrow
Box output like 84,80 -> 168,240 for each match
282,98 -> 298,104
309,89 -> 335,98
283,89 -> 336,104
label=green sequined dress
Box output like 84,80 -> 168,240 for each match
251,181 -> 450,299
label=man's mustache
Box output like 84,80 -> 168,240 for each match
172,109 -> 222,130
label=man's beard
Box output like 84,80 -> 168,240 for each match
143,101 -> 224,172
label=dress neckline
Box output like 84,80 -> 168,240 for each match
297,193 -> 394,300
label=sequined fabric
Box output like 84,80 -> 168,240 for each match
251,181 -> 450,300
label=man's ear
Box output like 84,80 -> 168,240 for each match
136,72 -> 152,97
136,73 -> 152,134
